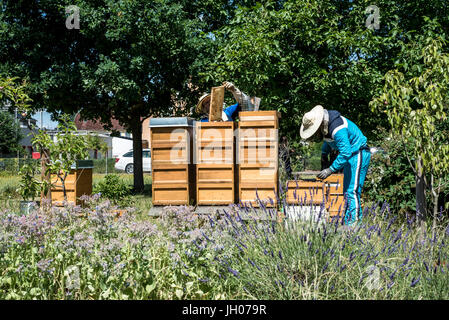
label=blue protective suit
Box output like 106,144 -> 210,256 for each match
200,103 -> 240,122
321,110 -> 371,225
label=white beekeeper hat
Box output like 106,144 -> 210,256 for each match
300,105 -> 324,140
196,93 -> 211,114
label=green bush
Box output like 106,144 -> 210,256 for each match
0,158 -> 40,174
364,131 -> 416,214
92,158 -> 120,174
93,174 -> 132,207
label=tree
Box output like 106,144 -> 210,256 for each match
370,33 -> 449,227
201,0 -> 449,141
33,114 -> 89,201
0,110 -> 23,156
0,0 -> 255,192
0,76 -> 31,156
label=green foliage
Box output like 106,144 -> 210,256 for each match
370,33 -> 449,217
0,111 -> 23,155
93,174 -> 132,207
91,158 -> 120,174
16,162 -> 41,202
0,76 -> 32,112
364,131 -> 416,214
86,135 -> 108,157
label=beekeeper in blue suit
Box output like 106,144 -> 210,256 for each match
196,82 -> 253,122
300,105 -> 371,226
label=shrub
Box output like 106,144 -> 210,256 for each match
364,131 -> 416,214
93,174 -> 132,207
92,158 -> 120,174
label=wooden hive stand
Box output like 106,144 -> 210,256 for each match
195,121 -> 235,205
50,160 -> 93,207
150,117 -> 195,206
238,111 -> 280,207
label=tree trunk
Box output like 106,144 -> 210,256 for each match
416,156 -> 427,222
431,174 -> 440,232
40,148 -> 51,203
131,121 -> 144,193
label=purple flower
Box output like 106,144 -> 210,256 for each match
227,267 -> 239,278
410,276 -> 421,287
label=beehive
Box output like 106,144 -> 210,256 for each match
50,160 -> 93,206
238,111 -> 279,207
195,121 -> 235,205
322,174 -> 345,218
286,173 -> 345,218
150,117 -> 195,205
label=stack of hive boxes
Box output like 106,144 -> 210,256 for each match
238,111 -> 279,207
195,122 -> 235,205
150,118 -> 195,205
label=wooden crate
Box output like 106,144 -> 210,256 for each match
286,180 -> 325,205
196,122 -> 235,205
238,111 -> 279,207
50,160 -> 93,206
286,173 -> 345,218
150,117 -> 195,206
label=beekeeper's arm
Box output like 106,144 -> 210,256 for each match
223,81 -> 246,105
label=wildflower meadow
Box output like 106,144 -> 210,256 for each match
1,191 -> 448,300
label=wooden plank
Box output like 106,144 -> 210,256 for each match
198,167 -> 233,182
75,168 -> 93,202
239,181 -> 277,188
152,166 -> 188,184
240,166 -> 277,182
239,111 -> 281,121
286,181 -> 325,205
153,185 -> 189,205
239,187 -> 277,207
239,121 -> 278,128
197,185 -> 234,205
209,86 -> 225,122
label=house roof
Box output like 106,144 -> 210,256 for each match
74,114 -> 126,132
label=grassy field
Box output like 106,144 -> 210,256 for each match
0,173 -> 153,213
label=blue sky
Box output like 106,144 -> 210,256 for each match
32,111 -> 59,129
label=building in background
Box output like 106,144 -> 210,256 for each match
0,105 -> 38,157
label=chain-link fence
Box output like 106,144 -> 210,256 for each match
0,158 -> 121,175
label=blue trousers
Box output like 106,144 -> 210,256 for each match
343,149 -> 371,225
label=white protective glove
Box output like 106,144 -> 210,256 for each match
223,81 -> 244,104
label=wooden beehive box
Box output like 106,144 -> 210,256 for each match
196,121 -> 235,205
50,160 -> 93,206
286,173 -> 345,218
238,111 -> 280,207
322,173 -> 345,218
150,117 -> 195,205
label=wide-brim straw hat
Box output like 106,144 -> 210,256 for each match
300,105 -> 324,140
196,93 -> 211,114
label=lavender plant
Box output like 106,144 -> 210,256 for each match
1,190 -> 448,300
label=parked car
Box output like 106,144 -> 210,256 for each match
115,149 -> 151,174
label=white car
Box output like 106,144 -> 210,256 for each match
115,149 -> 152,174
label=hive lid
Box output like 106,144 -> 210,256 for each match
149,117 -> 195,128
71,160 -> 94,169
